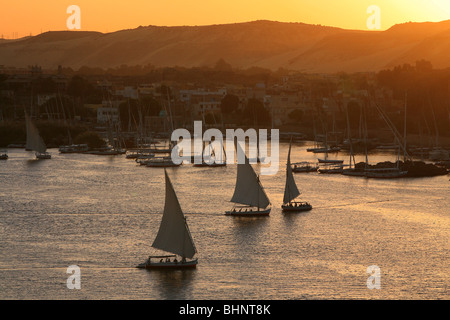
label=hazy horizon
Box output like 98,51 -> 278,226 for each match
1,18 -> 450,37
2,0 -> 450,38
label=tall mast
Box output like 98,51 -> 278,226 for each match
403,91 -> 407,162
345,102 -> 355,169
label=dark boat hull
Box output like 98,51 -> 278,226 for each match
282,204 -> 312,212
137,259 -> 198,269
225,208 -> 271,216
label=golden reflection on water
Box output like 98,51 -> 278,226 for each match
0,145 -> 448,299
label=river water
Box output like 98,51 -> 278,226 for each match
0,142 -> 448,299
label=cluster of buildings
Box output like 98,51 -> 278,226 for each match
0,65 -> 401,133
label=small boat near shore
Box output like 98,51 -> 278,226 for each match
292,162 -> 318,173
309,146 -> 341,153
306,147 -> 323,152
126,149 -> 155,159
85,147 -> 125,155
0,150 -> 8,160
365,167 -> 408,178
148,147 -> 173,154
146,156 -> 181,167
59,144 -> 89,154
318,158 -> 344,164
135,156 -> 155,165
193,161 -> 226,167
317,163 -> 343,174
341,168 -> 366,176
35,152 -> 52,159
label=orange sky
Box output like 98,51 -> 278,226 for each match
1,0 -> 450,38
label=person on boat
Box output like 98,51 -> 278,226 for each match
181,257 -> 186,264
160,258 -> 163,263
174,258 -> 178,264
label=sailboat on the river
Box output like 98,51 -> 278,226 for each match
25,113 -> 51,159
282,140 -> 312,212
225,143 -> 271,216
137,169 -> 198,269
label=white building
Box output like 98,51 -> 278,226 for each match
97,101 -> 120,124
114,86 -> 138,100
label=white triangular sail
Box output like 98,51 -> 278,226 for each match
152,170 -> 196,259
283,141 -> 300,204
230,143 -> 270,208
25,113 -> 47,153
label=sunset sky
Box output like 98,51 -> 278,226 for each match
1,0 -> 450,38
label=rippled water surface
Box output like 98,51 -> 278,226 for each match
0,143 -> 448,299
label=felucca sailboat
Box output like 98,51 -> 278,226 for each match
282,140 -> 312,212
25,113 -> 51,159
225,143 -> 271,216
137,169 -> 198,269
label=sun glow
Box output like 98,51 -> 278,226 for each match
0,1 -> 449,38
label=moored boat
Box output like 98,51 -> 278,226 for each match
341,168 -> 366,176
291,162 -> 318,173
0,150 -> 8,160
365,167 -> 408,178
85,147 -> 124,155
318,158 -> 344,164
317,163 -> 343,174
59,144 -> 89,154
146,156 -> 181,167
312,146 -> 341,153
36,152 -> 52,159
